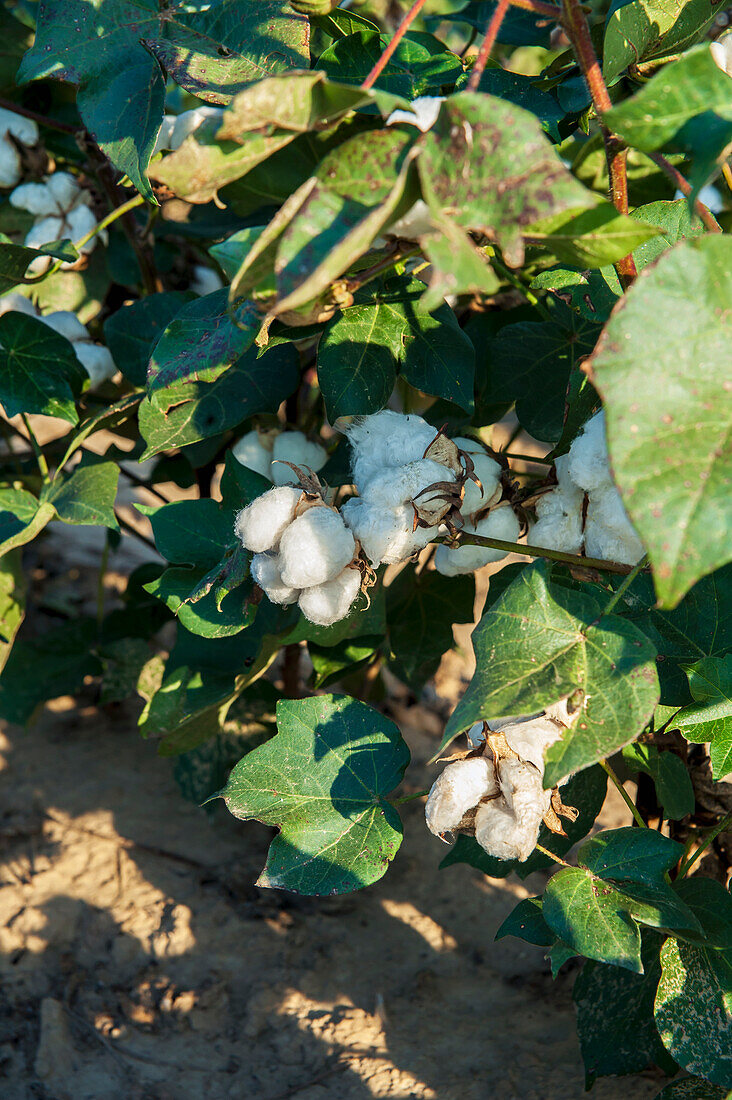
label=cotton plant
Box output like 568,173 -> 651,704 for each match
425,700 -> 578,862
153,105 -> 226,155
531,410 -> 645,566
0,293 -> 115,386
232,428 -> 328,486
0,107 -> 39,189
382,97 -> 444,240
9,171 -> 103,272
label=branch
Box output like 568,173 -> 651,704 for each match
648,152 -> 722,234
362,0 -> 430,90
0,95 -> 80,136
466,0 -> 511,93
453,530 -> 634,574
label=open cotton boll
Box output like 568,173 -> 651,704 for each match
711,35 -> 732,78
0,142 -> 22,189
153,114 -> 176,155
501,717 -> 564,774
531,482 -> 584,554
0,106 -> 39,148
0,106 -> 36,189
298,566 -> 361,626
232,430 -> 273,480
24,215 -> 64,249
235,486 -> 301,554
434,506 -> 521,576
341,497 -> 436,565
584,484 -> 644,566
386,200 -> 434,240
387,96 -> 444,132
279,507 -> 356,588
425,757 -> 498,837
360,458 -> 452,510
73,342 -> 116,387
41,309 -> 89,342
460,451 -> 502,516
474,791 -> 542,863
190,264 -> 224,296
500,758 -> 552,839
0,293 -> 37,318
10,182 -> 59,216
566,411 -> 613,493
272,431 -> 327,485
170,106 -> 225,149
46,172 -> 81,211
346,410 -> 436,489
250,552 -> 300,606
66,203 -> 99,249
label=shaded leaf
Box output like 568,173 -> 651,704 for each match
386,569 -> 475,691
43,452 -> 119,529
0,311 -> 86,423
103,292 -> 189,387
622,742 -> 695,819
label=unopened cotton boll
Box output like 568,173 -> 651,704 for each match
360,458 -> 453,510
434,505 -> 521,576
279,507 -> 355,588
425,756 -> 498,836
387,96 -> 444,132
250,552 -> 300,605
170,106 -> 225,149
346,410 -> 437,489
235,486 -> 301,554
566,411 -> 613,493
272,431 -> 328,485
232,430 -> 273,480
711,35 -> 732,78
584,483 -> 644,566
341,497 -> 436,565
298,566 -> 361,625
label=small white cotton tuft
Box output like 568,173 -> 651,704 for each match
170,106 -> 224,149
360,458 -> 453,510
341,497 -> 436,565
153,115 -> 176,155
298,566 -> 361,626
232,430 -> 273,480
711,36 -> 732,78
584,484 -> 644,566
66,203 -> 98,249
434,505 -> 520,576
279,506 -> 355,588
46,172 -> 80,210
73,342 -> 116,386
345,411 -> 436,489
250,552 -> 300,605
0,293 -> 37,318
24,215 -> 64,249
0,142 -> 21,189
387,96 -> 444,132
272,431 -> 328,485
501,717 -> 564,773
566,411 -> 613,493
235,486 -> 301,554
190,263 -> 223,297
41,309 -> 89,342
11,182 -> 59,216
425,756 -> 498,836
0,106 -> 39,148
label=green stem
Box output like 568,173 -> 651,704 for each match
488,250 -> 553,320
390,788 -> 430,804
54,392 -> 143,477
20,414 -> 49,480
453,531 -> 633,575
24,194 -> 146,285
535,842 -> 573,867
677,813 -> 731,878
602,554 -> 648,616
600,759 -> 647,828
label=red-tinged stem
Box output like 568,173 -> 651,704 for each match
648,152 -> 722,234
466,0 -> 512,93
560,0 -> 638,289
508,0 -> 561,18
361,0 -> 430,90
0,94 -> 80,136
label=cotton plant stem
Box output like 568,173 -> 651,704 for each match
535,842 -> 573,867
115,511 -> 158,553
19,414 -> 49,481
466,0 -> 512,92
600,759 -> 647,827
24,193 -> 146,284
390,788 -> 430,804
453,530 -> 632,574
601,554 -> 647,616
722,162 -> 732,196
677,813 -> 732,878
647,152 -> 722,234
560,0 -> 637,289
361,0 -> 430,90
0,95 -> 80,136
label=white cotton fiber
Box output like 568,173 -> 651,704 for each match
42,309 -> 89,342
346,411 -> 436,489
387,96 -> 444,132
170,106 -> 224,149
154,114 -> 176,155
24,215 -> 64,248
0,142 -> 21,190
711,36 -> 732,78
584,484 -> 644,566
66,202 -> 97,246
501,717 -> 563,774
190,263 -> 223,297
73,342 -> 116,386
272,431 -> 327,485
0,106 -> 38,148
279,506 -> 355,588
531,482 -> 584,554
566,411 -> 613,493
454,442 -> 502,516
360,458 -> 452,510
425,756 -> 498,836
232,430 -> 273,480
250,552 -> 299,605
10,182 -> 58,216
474,793 -> 542,862
298,566 -> 361,625
235,486 -> 301,554
0,293 -> 36,318
434,505 -> 520,576
341,497 -> 436,565
46,171 -> 80,210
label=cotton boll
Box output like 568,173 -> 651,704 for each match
0,142 -> 21,189
232,430 -> 273,480
24,215 -> 65,249
11,182 -> 59,216
250,552 -> 300,605
425,756 -> 498,836
73,342 -> 116,386
235,486 -> 301,553
298,566 -> 361,626
460,451 -> 502,516
190,263 -> 223,296
0,106 -> 39,148
531,483 -> 584,554
499,758 -> 551,859
544,698 -> 576,729
387,96 -> 443,132
153,114 -> 177,155
170,106 -> 225,149
474,794 -> 541,862
0,293 -> 37,318
279,507 -> 355,588
341,497 -> 436,565
360,459 -> 453,510
46,171 -> 80,211
434,506 -> 520,575
711,36 -> 732,78
501,717 -> 563,773
272,431 -> 327,485
387,200 -> 434,240
566,411 -> 613,492
42,310 -> 89,342
346,411 -> 436,489
584,484 -> 644,566
66,203 -> 98,250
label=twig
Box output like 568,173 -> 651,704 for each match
362,0 -> 430,90
677,812 -> 732,878
648,152 -> 722,234
535,842 -> 573,867
601,554 -> 647,616
600,759 -> 647,828
466,0 -> 511,93
508,0 -> 561,16
0,94 -> 81,136
501,451 -> 553,465
560,0 -> 637,288
115,511 -> 158,553
20,413 -> 49,480
453,530 -> 633,574
390,788 -> 430,804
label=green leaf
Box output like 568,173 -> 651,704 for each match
0,550 -> 26,674
139,341 -> 299,456
674,878 -> 732,951
0,236 -> 79,291
318,29 -> 462,98
579,827 -> 684,886
655,937 -> 732,1086
419,218 -> 501,311
590,236 -> 732,607
220,693 -> 410,894
573,938 -> 675,1084
675,656 -> 732,779
0,618 -> 101,724
103,292 -> 189,387
219,451 -> 273,512
544,867 -> 644,972
449,1 -> 553,46
525,202 -> 661,268
603,0 -> 717,84
309,636 -> 382,689
495,896 -> 555,947
144,566 -> 253,639
418,92 -> 597,267
622,742 -> 695,819
462,63 -> 565,140
43,452 -> 119,529
386,569 -> 475,692
655,1077 -> 730,1100
143,498 -> 234,568
0,311 -> 86,423
439,562 -> 659,786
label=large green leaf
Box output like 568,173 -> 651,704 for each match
578,827 -> 684,886
386,569 -> 475,692
675,656 -> 732,779
418,92 -> 597,266
525,202 -> 661,269
318,29 -> 462,98
0,312 -> 86,423
18,0 -> 310,196
220,693 -> 410,894
144,566 -> 253,639
143,498 -> 234,568
43,452 -> 119,529
622,742 -> 695,819
655,937 -> 732,1086
103,292 -> 188,387
591,236 -> 732,608
674,877 -> 732,952
419,218 -> 501,311
603,0 -> 717,84
544,867 -> 645,972
0,237 -> 79,292
439,562 -> 659,786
